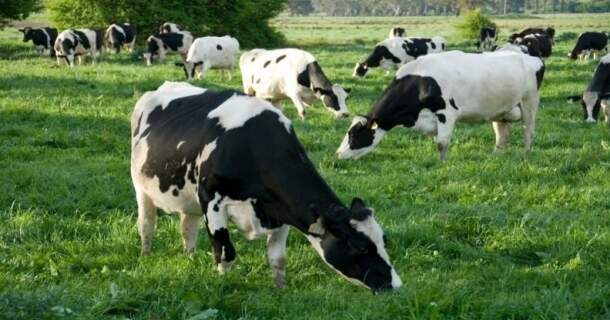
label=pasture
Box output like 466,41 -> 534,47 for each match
1,13 -> 610,319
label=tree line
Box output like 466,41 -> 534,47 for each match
288,0 -> 610,16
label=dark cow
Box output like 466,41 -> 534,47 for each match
19,27 -> 58,57
567,54 -> 610,124
54,28 -> 104,66
514,33 -> 553,58
509,27 -> 556,44
338,50 -> 545,161
143,31 -> 193,65
569,32 -> 609,61
389,27 -> 406,38
353,36 -> 445,77
104,23 -> 136,54
131,81 -> 402,292
478,27 -> 497,51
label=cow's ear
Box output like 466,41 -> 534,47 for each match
350,198 -> 366,211
344,88 -> 352,94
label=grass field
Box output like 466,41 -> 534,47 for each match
1,13 -> 610,319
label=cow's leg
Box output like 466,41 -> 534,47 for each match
202,192 -> 236,274
77,55 -> 83,66
129,38 -> 136,52
267,225 -> 289,288
492,121 -> 511,151
435,117 -> 456,161
521,92 -> 540,152
180,213 -> 201,254
289,95 -> 308,120
602,101 -> 610,126
199,62 -> 211,80
136,190 -> 157,255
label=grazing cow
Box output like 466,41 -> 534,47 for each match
353,36 -> 445,78
160,22 -> 182,34
130,81 -> 402,291
509,27 -> 556,44
337,50 -> 545,161
240,48 -> 350,119
181,36 -> 240,80
19,27 -> 58,57
569,32 -> 608,61
513,33 -> 553,58
566,54 -> 610,124
143,31 -> 193,66
478,27 -> 497,51
104,23 -> 136,54
389,27 -> 406,38
54,28 -> 104,66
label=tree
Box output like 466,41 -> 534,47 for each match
46,0 -> 287,48
0,0 -> 42,28
288,0 -> 314,15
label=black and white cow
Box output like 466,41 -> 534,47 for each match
54,28 -> 103,66
478,27 -> 497,51
337,50 -> 545,161
509,27 -> 556,45
569,32 -> 608,61
104,23 -> 136,54
389,27 -> 406,38
353,36 -> 445,78
131,81 -> 402,292
513,33 -> 553,58
240,48 -> 350,119
160,22 -> 182,34
143,31 -> 193,66
181,36 -> 240,80
567,54 -> 610,124
19,27 -> 58,57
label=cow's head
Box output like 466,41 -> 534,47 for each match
353,62 -> 369,77
19,27 -> 33,42
336,116 -> 386,159
178,61 -> 202,80
390,27 -> 405,38
520,35 -> 543,57
568,92 -> 610,122
309,198 -> 401,292
143,36 -> 163,66
315,85 -> 350,118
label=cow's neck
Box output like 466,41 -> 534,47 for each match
305,61 -> 333,92
362,47 -> 383,67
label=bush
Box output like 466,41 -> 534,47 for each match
45,0 -> 287,48
454,8 -> 496,41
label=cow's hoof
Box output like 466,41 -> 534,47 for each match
274,277 -> 287,289
217,260 -> 234,275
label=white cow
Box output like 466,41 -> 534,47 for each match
182,36 -> 240,80
240,48 -> 350,120
338,50 -> 545,161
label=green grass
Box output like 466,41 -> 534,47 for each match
1,14 -> 610,319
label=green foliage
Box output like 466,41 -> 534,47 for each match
45,0 -> 287,48
0,0 -> 42,28
454,8 -> 496,40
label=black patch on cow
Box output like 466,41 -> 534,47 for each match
108,24 -> 135,53
449,98 -> 459,110
570,32 -> 608,59
362,45 -> 401,68
348,121 -> 375,149
366,75 -> 446,131
72,29 -> 91,49
252,200 -> 282,229
436,114 -> 446,123
256,78 -> 261,84
297,61 -> 340,110
587,61 -> 610,93
147,33 -> 185,56
216,44 -> 222,50
430,41 -> 436,49
251,57 -> 255,62
402,38 -> 434,59
536,64 -> 545,89
263,60 -> 271,68
208,228 -> 236,263
276,55 -> 286,63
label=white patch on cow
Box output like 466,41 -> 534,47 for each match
40,28 -> 51,49
583,91 -> 599,123
207,95 -> 291,132
225,199 -> 271,240
185,36 -> 240,80
413,109 -> 438,135
601,53 -> 610,64
176,141 -> 186,149
195,139 -> 217,167
350,215 -> 402,289
330,85 -> 350,117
